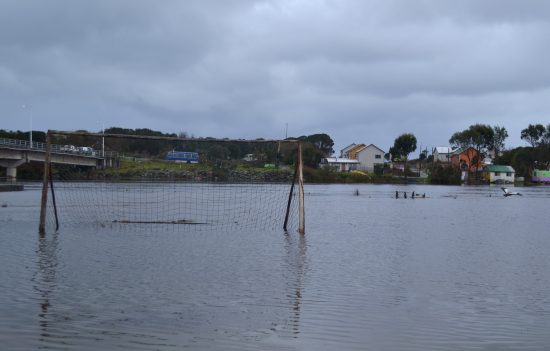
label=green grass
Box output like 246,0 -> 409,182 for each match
115,159 -> 210,172
99,159 -> 291,176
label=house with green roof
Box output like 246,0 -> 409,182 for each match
483,165 -> 515,184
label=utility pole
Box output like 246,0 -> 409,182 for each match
23,104 -> 32,148
102,124 -> 105,168
285,123 -> 288,139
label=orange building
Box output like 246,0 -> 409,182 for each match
450,147 -> 483,172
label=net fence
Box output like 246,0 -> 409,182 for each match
42,131 -> 302,233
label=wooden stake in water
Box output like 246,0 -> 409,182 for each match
298,142 -> 305,235
48,163 -> 59,231
283,157 -> 299,231
38,132 -> 52,235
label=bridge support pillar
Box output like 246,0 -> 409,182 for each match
0,159 -> 26,183
6,167 -> 17,183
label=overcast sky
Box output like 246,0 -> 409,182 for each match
1,0 -> 549,155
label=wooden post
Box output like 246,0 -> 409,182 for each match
297,142 -> 305,234
38,132 -> 52,235
283,160 -> 298,231
49,163 -> 59,231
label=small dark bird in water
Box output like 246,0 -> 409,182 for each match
422,193 -> 426,198
354,189 -> 360,196
411,191 -> 415,199
404,192 -> 407,199
1,203 -> 7,208
395,191 -> 399,199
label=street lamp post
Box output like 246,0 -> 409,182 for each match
23,104 -> 32,148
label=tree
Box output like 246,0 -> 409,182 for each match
495,147 -> 536,180
289,133 -> 335,168
206,144 -> 230,161
449,124 -> 494,177
419,149 -> 428,161
498,124 -> 550,180
391,133 -> 417,179
490,125 -> 508,158
299,133 -> 334,157
521,124 -> 545,147
418,148 -> 428,171
542,124 -> 550,146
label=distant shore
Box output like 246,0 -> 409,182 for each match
0,184 -> 24,192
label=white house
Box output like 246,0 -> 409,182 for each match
355,144 -> 385,173
340,143 -> 357,158
320,157 -> 359,172
484,165 -> 515,184
433,146 -> 454,163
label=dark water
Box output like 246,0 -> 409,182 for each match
1,184 -> 550,350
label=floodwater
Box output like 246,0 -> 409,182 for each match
1,183 -> 550,350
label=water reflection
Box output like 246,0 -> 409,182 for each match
283,232 -> 308,337
33,232 -> 59,340
3,184 -> 550,350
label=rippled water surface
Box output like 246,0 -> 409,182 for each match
2,183 -> 550,350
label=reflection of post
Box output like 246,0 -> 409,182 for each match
284,232 -> 308,336
34,233 -> 59,340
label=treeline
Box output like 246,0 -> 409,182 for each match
1,127 -> 335,168
388,122 -> 550,184
0,129 -> 47,142
443,123 -> 550,182
494,124 -> 550,180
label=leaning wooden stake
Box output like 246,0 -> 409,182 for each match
38,132 -> 52,235
49,163 -> 59,231
297,142 -> 305,234
283,159 -> 299,231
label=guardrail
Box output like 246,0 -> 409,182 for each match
0,138 -> 119,158
0,137 -> 63,152
0,137 -> 44,149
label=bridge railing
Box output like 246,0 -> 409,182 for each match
0,137 -> 120,158
1,137 -> 38,149
0,137 -> 53,151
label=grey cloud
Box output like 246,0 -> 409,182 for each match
1,0 -> 549,154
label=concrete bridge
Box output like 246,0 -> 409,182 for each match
0,138 -> 106,182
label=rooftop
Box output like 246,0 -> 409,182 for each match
323,157 -> 360,164
434,146 -> 454,154
485,165 -> 515,173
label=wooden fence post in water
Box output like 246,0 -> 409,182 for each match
283,156 -> 299,232
298,142 -> 305,234
48,163 -> 59,231
38,132 -> 52,235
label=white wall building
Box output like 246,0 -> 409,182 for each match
433,146 -> 454,163
320,158 -> 359,172
355,144 -> 385,173
484,165 -> 515,184
340,143 -> 357,158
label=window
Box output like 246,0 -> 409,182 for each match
506,172 -> 512,177
375,154 -> 381,159
494,172 -> 500,176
